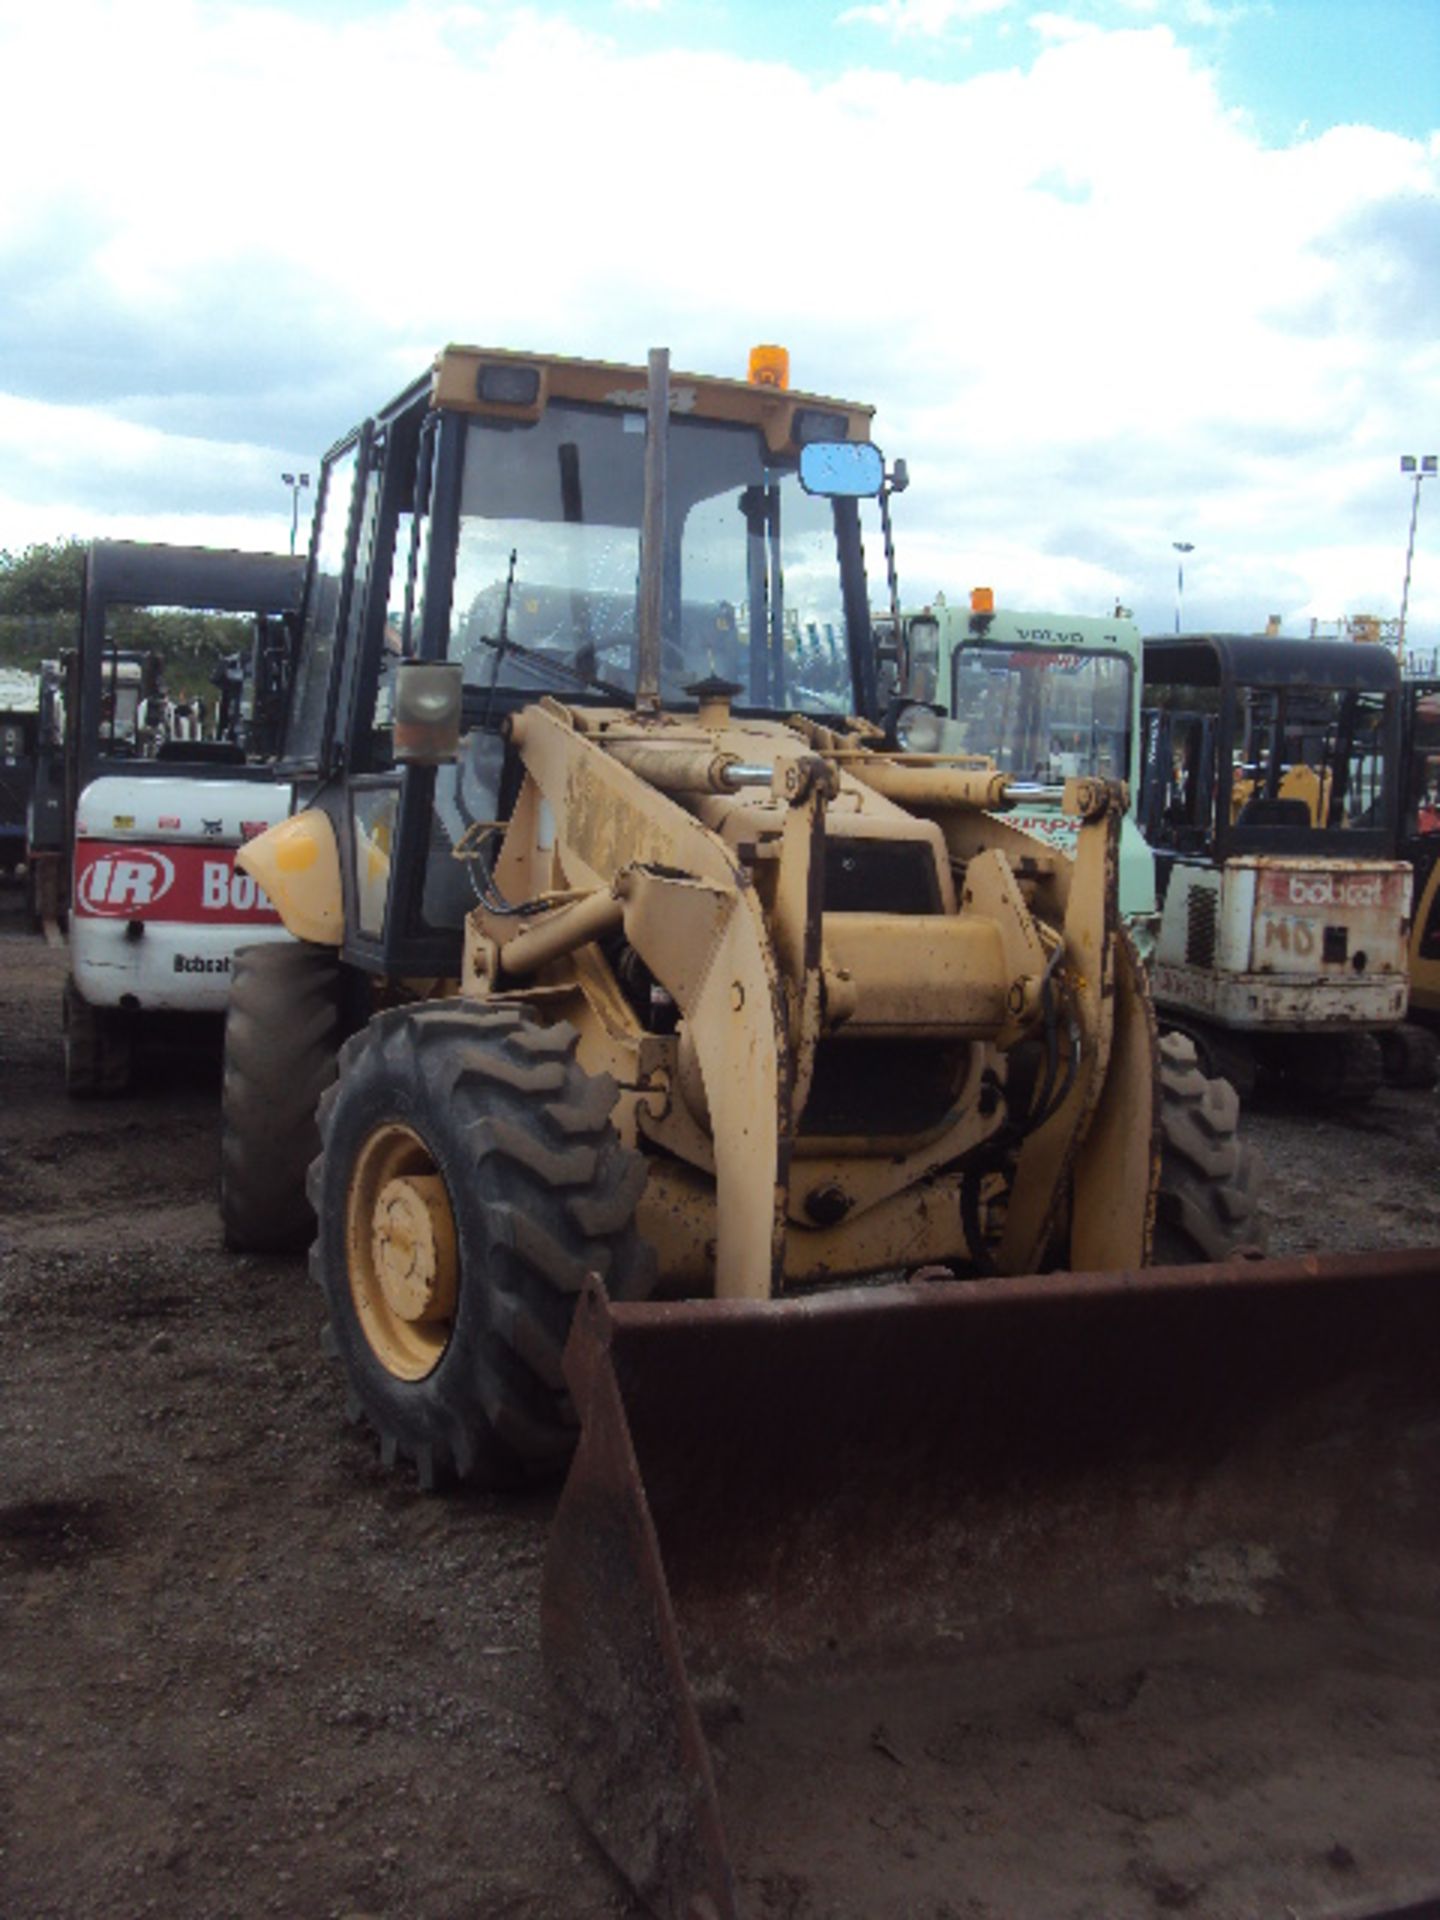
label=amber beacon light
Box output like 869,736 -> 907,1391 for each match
747,344 -> 790,389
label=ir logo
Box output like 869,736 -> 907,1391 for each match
78,849 -> 176,916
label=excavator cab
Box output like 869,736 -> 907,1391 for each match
1141,633 -> 1422,1099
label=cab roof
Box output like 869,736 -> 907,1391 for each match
1144,633 -> 1401,693
365,345 -> 874,460
85,541 -> 305,616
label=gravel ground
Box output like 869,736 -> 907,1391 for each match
0,904 -> 641,1920
2,888 -> 1437,1920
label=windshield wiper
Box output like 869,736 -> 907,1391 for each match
474,549 -> 633,717
473,628 -> 633,707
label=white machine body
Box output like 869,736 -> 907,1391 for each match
71,773 -> 293,1011
1152,856 -> 1411,1031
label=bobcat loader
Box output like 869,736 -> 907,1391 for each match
55,541 -> 304,1094
230,345 -> 1439,1919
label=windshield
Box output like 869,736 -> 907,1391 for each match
442,403 -> 861,712
950,645 -> 1132,783
1232,684 -> 1391,831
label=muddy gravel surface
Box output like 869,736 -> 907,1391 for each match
0,901 -> 640,1920
2,883 -> 1438,1920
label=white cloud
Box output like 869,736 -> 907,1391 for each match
0,1 -> 1436,637
837,0 -> 1013,34
0,391 -> 312,553
1029,10 -> 1102,41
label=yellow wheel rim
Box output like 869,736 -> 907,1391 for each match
345,1122 -> 459,1381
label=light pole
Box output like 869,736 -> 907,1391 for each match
1399,455 -> 1437,672
281,471 -> 311,556
1173,541 -> 1194,634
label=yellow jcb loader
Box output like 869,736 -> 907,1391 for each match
227,345 -> 1440,1919
1400,677 -> 1440,1052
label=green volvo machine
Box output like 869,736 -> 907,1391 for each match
879,590 -> 1156,924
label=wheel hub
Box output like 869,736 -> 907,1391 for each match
345,1123 -> 459,1380
371,1174 -> 458,1324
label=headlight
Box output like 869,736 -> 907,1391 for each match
894,703 -> 944,753
393,662 -> 463,765
476,361 -> 541,407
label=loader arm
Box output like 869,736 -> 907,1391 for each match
997,777 -> 1136,1269
464,705 -> 1159,1290
479,700 -> 800,1298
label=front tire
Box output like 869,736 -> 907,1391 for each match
1152,1031 -> 1266,1263
220,941 -> 344,1252
311,1001 -> 654,1489
1181,1020 -> 1259,1105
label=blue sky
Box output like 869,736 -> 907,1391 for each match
604,0 -> 1440,143
0,0 -> 1436,639
278,0 -> 1440,139
1215,1 -> 1440,143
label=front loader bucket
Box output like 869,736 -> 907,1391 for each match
541,1255 -> 1440,1920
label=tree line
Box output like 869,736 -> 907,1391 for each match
0,540 -> 253,702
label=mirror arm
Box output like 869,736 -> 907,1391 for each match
879,460 -> 906,697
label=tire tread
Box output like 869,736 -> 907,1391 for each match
1153,1033 -> 1267,1264
220,942 -> 343,1252
312,1002 -> 653,1490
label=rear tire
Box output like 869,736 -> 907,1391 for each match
311,1001 -> 654,1490
62,977 -> 134,1098
28,852 -> 65,932
1283,1030 -> 1383,1106
1378,1020 -> 1440,1091
220,941 -> 343,1252
1152,1031 -> 1266,1264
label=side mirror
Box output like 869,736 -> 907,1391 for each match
798,440 -> 885,499
393,661 -> 463,765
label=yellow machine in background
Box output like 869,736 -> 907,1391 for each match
1401,678 -> 1440,1022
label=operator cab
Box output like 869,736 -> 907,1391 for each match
74,542 -> 305,789
278,346 -> 895,980
1140,634 -> 1401,899
884,598 -> 1137,785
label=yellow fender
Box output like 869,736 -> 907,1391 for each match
1411,858 -> 1440,1016
237,809 -> 344,946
